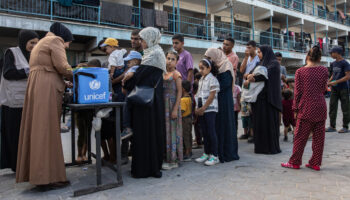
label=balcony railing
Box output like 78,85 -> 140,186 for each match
0,0 -> 348,59
263,0 -> 350,26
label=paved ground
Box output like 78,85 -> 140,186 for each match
1,99 -> 350,200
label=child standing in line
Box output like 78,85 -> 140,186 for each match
195,59 -> 220,166
193,73 -> 203,149
162,51 -> 183,170
181,80 -> 193,161
240,101 -> 252,142
233,84 -> 242,132
282,89 -> 296,142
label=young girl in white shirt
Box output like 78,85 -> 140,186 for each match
195,59 -> 220,166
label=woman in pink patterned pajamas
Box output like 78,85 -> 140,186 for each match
282,46 -> 329,171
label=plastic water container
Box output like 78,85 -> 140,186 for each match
73,67 -> 109,104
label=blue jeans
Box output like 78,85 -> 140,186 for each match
199,112 -> 218,156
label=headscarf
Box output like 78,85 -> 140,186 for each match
139,27 -> 166,72
50,22 -> 74,42
204,48 -> 235,80
18,30 -> 39,62
258,45 -> 282,111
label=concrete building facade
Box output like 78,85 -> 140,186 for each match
0,0 -> 350,74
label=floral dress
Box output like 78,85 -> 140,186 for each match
163,70 -> 183,163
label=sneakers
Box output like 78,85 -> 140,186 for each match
325,127 -> 337,132
281,162 -> 300,169
121,128 -> 133,140
195,153 -> 209,163
162,162 -> 178,170
239,134 -> 249,140
338,128 -> 348,134
204,155 -> 219,166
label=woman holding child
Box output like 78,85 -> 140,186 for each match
245,45 -> 282,155
123,27 -> 166,178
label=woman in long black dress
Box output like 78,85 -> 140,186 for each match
0,30 -> 39,172
245,45 -> 282,154
205,48 -> 239,162
124,27 -> 166,178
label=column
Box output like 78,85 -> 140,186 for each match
314,23 -> 316,45
312,0 -> 315,16
231,6 -> 234,38
301,24 -> 304,52
251,5 -> 255,40
270,15 -> 273,48
177,0 -> 180,33
172,0 -> 176,34
210,14 -> 215,41
206,0 -> 209,40
287,15 -> 289,50
138,0 -> 141,28
324,0 -> 327,20
334,0 -> 337,22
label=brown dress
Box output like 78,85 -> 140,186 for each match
16,32 -> 73,185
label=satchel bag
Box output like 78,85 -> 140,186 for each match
127,77 -> 161,107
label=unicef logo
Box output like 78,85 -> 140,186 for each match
89,80 -> 101,90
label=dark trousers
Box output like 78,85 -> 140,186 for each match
199,112 -> 218,156
329,88 -> 350,129
194,118 -> 203,145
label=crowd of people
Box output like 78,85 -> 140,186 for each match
0,22 -> 349,190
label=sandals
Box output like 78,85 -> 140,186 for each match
305,164 -> 320,171
338,128 -> 348,134
281,162 -> 300,169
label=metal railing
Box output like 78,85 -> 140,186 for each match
262,0 -> 349,26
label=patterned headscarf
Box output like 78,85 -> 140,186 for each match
139,27 -> 166,72
205,48 -> 235,80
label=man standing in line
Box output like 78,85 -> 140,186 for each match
223,38 -> 239,78
130,29 -> 144,56
239,40 -> 260,143
326,46 -> 350,133
172,34 -> 194,83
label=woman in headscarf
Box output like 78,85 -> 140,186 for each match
16,22 -> 73,188
204,48 -> 239,163
245,45 -> 282,154
0,30 -> 39,172
123,27 -> 166,178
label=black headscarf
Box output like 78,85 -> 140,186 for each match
50,22 -> 74,42
259,45 -> 282,111
18,30 -> 39,62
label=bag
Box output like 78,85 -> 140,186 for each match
73,67 -> 109,104
127,77 -> 161,107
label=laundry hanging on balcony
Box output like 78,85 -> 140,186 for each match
58,0 -> 72,7
141,8 -> 155,27
101,2 -> 132,26
155,10 -> 168,28
53,1 -> 97,21
0,0 -> 50,15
